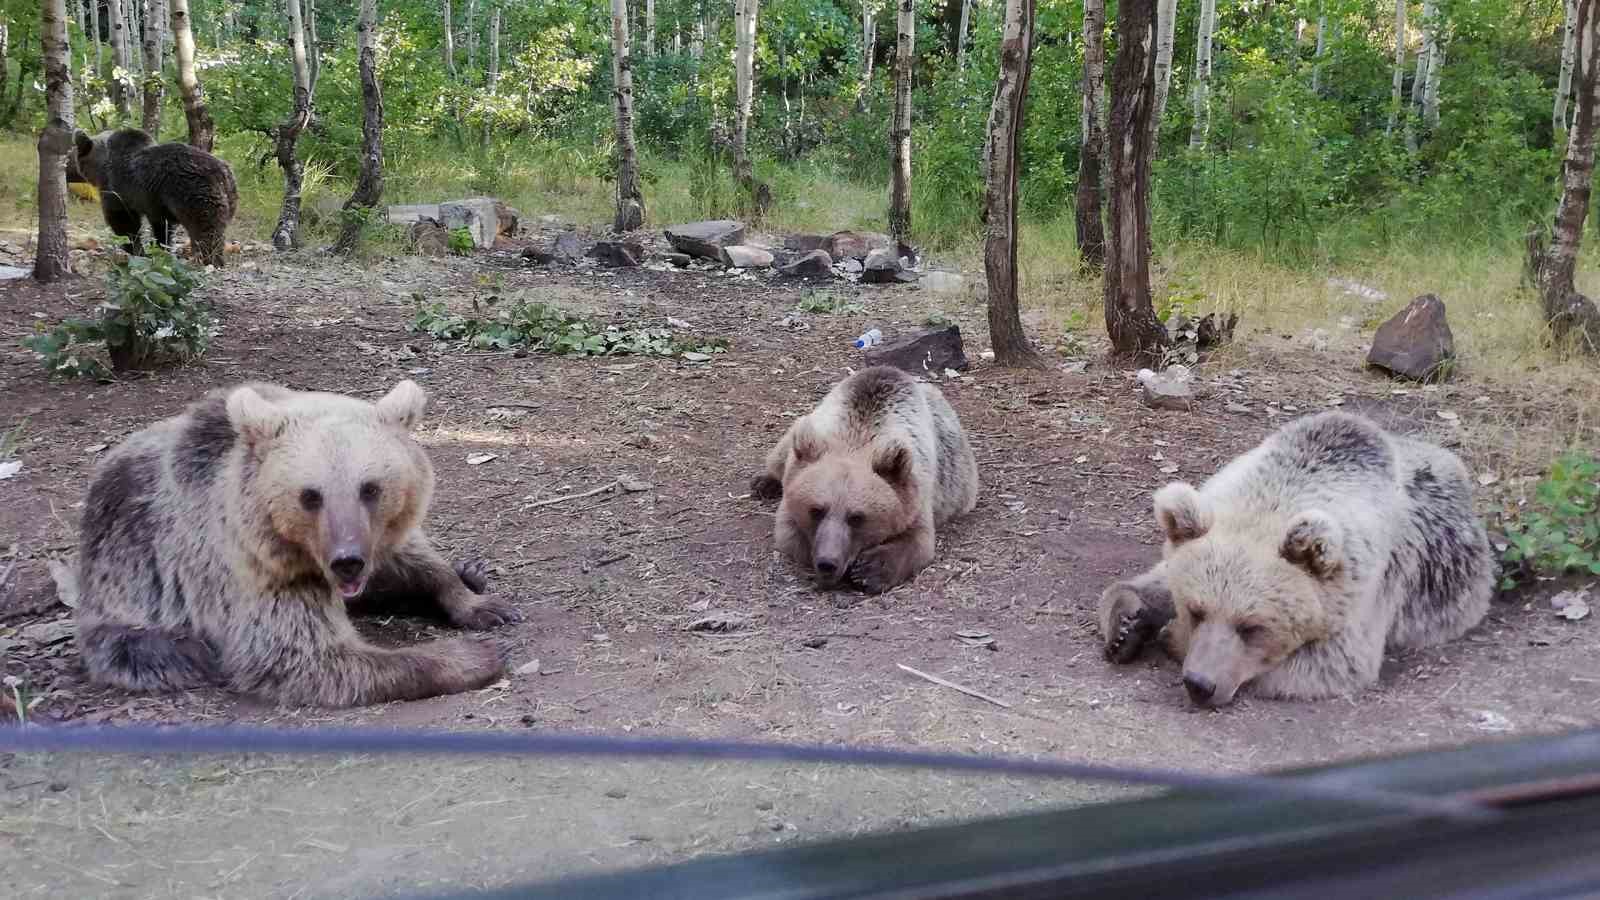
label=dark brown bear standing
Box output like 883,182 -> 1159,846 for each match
73,128 -> 239,267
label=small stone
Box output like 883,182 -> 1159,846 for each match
661,252 -> 692,268
861,248 -> 917,284
866,326 -> 969,374
719,245 -> 775,268
755,799 -> 775,811
840,258 -> 864,275
604,788 -> 628,799
1225,402 -> 1251,414
802,636 -> 828,649
1367,294 -> 1456,382
778,249 -> 834,278
1142,375 -> 1196,411
666,220 -> 747,260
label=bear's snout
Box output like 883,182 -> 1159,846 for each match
1182,673 -> 1216,705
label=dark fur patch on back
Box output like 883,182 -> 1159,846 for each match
846,366 -> 916,422
82,453 -> 159,560
1273,413 -> 1393,478
172,395 -> 235,486
82,624 -> 220,691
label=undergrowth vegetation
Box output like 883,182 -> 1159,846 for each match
410,295 -> 729,359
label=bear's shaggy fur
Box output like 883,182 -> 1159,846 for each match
73,128 -> 239,267
73,380 -> 519,707
752,366 -> 978,593
1100,411 -> 1492,706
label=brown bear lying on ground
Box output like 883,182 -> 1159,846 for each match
1100,412 -> 1493,707
73,128 -> 238,267
752,366 -> 978,593
73,380 -> 519,707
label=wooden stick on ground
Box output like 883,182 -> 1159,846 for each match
897,663 -> 1014,709
527,480 -> 619,509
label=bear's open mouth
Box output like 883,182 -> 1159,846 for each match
335,574 -> 369,599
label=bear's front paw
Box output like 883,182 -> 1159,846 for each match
1101,583 -> 1160,664
449,596 -> 522,630
849,546 -> 910,595
443,637 -> 510,686
454,557 -> 492,594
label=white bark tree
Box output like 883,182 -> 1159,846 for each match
335,0 -> 383,255
1150,0 -> 1178,150
1311,12 -> 1327,95
1188,0 -> 1216,149
731,0 -> 770,211
645,0 -> 655,56
1423,39 -> 1443,130
612,0 -> 645,231
170,0 -> 214,151
89,0 -> 103,84
304,0 -> 320,91
465,0 -> 477,74
1533,0 -> 1600,352
35,0 -> 74,282
982,0 -> 1043,367
1386,0 -> 1406,135
487,2 -> 498,89
109,0 -> 132,116
1557,0 -> 1577,135
889,0 -> 913,243
272,0 -> 313,251
141,0 -> 164,136
443,0 -> 455,77
862,0 -> 877,82
1075,0 -> 1106,268
956,0 -> 972,70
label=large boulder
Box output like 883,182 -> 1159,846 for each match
862,247 -> 917,284
866,326 -> 969,374
779,249 -> 834,278
1367,294 -> 1456,381
827,230 -> 891,262
720,244 -> 775,268
666,220 -> 747,260
440,198 -> 500,249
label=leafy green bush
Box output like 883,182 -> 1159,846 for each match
795,290 -> 863,315
23,249 -> 210,377
447,227 -> 476,256
411,296 -> 729,359
1500,452 -> 1600,588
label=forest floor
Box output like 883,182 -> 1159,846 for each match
1,220 -> 1599,898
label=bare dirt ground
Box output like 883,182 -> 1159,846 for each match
1,230 -> 1597,898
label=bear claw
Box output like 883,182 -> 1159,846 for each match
450,597 -> 522,631
454,558 -> 492,594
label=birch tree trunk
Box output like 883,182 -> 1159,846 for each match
1558,0 -> 1578,135
272,0 -> 313,251
1386,0 -> 1406,135
443,0 -> 455,77
304,0 -> 320,92
645,0 -> 655,56
140,0 -> 163,136
956,0 -> 972,69
1188,0 -> 1216,149
1423,40 -> 1443,131
487,3 -> 498,89
109,0 -> 131,116
90,0 -> 103,83
731,0 -> 770,212
1149,0 -> 1177,150
465,0 -> 476,74
1106,0 -> 1169,361
1311,12 -> 1326,95
1410,2 -> 1432,112
888,0 -> 913,244
982,0 -> 1044,368
35,0 -> 74,282
1535,0 -> 1600,352
612,0 -> 645,231
1074,0 -> 1106,269
169,0 -> 213,151
335,0 -> 383,255
862,1 -> 876,81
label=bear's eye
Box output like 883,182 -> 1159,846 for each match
810,505 -> 828,522
1237,623 -> 1265,641
359,481 -> 382,503
299,488 -> 323,512
1188,606 -> 1206,623
845,512 -> 865,528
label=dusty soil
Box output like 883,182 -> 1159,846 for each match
1,231 -> 1597,898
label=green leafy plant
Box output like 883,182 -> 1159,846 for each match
411,296 -> 729,359
795,290 -> 864,315
1500,452 -> 1600,588
23,249 -> 210,377
447,227 -> 476,256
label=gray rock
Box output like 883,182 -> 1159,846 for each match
866,326 -> 969,374
828,230 -> 891,262
719,244 -> 775,268
862,247 -> 917,284
440,198 -> 500,249
778,249 -> 834,278
840,258 -> 864,275
1367,294 -> 1456,382
387,203 -> 442,227
1141,376 -> 1196,411
666,220 -> 747,260
520,245 -> 555,265
589,239 -> 645,267
552,230 -> 586,262
784,233 -> 831,254
919,271 -> 965,294
661,252 -> 692,268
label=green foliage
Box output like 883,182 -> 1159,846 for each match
795,290 -> 864,315
1500,453 -> 1600,588
23,250 -> 210,378
447,227 -> 475,255
410,296 -> 730,359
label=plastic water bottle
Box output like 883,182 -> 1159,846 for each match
853,328 -> 883,349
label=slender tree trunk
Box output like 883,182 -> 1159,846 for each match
140,0 -> 163,136
169,0 -> 213,151
1410,1 -> 1433,112
1075,0 -> 1106,269
36,0 -> 74,282
611,0 -> 645,231
732,0 -> 769,212
273,0 -> 313,251
465,0 -> 477,74
1423,39 -> 1443,131
983,0 -> 1044,368
487,3 -> 498,88
90,0 -> 103,83
75,0 -> 86,36
888,0 -> 913,244
1558,0 -> 1578,135
442,0 -> 455,77
335,0 -> 383,255
0,23 -> 8,115
862,0 -> 876,81
1312,12 -> 1327,95
305,0 -> 320,92
1536,0 -> 1600,352
1106,0 -> 1169,361
956,0 -> 972,69
109,0 -> 130,116
1149,0 -> 1177,151
645,0 -> 655,56
1188,0 -> 1216,149
1386,0 -> 1406,135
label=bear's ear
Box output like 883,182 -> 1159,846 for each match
375,380 -> 428,431
73,130 -> 93,157
872,444 -> 912,488
1280,510 -> 1345,580
1153,482 -> 1212,545
226,386 -> 286,444
789,421 -> 823,467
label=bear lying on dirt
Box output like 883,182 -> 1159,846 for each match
752,366 -> 978,593
73,380 -> 519,707
73,128 -> 239,267
1100,411 -> 1493,706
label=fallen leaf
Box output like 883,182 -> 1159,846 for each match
1437,410 -> 1460,422
0,461 -> 20,480
466,453 -> 498,465
1073,455 -> 1088,464
1159,464 -> 1180,474
681,351 -> 712,363
1552,587 -> 1592,622
1477,472 -> 1499,487
515,659 -> 542,676
84,444 -> 108,454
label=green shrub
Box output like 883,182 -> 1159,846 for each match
1500,452 -> 1600,588
411,296 -> 729,359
